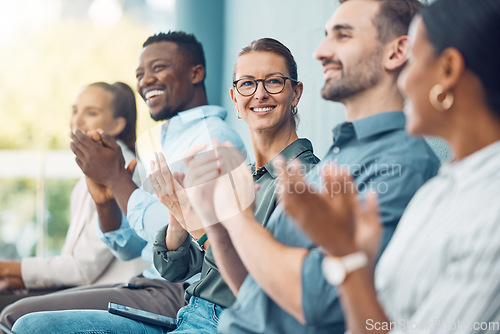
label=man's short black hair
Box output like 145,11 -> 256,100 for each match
143,31 -> 206,70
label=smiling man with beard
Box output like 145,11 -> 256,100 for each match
1,31 -> 246,330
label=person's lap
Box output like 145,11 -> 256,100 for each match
12,309 -> 167,334
0,277 -> 185,328
12,296 -> 223,334
0,287 -> 68,313
170,296 -> 223,334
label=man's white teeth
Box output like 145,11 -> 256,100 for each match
145,90 -> 164,99
253,107 -> 274,112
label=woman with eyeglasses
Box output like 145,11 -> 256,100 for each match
146,38 -> 320,333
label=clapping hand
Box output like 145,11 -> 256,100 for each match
79,130 -> 137,204
183,140 -> 255,228
276,159 -> 382,264
149,151 -> 204,236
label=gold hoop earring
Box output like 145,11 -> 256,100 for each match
236,109 -> 242,119
429,84 -> 454,111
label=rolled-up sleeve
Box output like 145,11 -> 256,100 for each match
127,188 -> 170,242
301,249 -> 346,328
300,162 -> 429,327
98,212 -> 147,261
152,225 -> 204,283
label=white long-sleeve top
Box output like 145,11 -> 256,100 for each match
376,140 -> 500,334
21,142 -> 149,288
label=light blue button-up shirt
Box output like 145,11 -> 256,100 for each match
99,105 -> 246,279
218,111 -> 440,334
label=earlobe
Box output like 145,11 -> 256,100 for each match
293,82 -> 304,106
230,87 -> 238,107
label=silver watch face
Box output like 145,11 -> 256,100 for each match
322,257 -> 346,286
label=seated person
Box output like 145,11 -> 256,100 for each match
150,38 -> 319,333
2,31 -> 226,328
6,37 -> 320,334
283,0 -> 500,333
0,82 -> 148,319
180,1 -> 440,333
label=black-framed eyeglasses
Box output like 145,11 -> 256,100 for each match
232,76 -> 298,96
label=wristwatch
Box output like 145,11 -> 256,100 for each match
193,233 -> 208,252
322,252 -> 368,286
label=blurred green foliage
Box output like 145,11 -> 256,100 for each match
0,179 -> 37,258
0,178 -> 78,258
45,178 -> 79,252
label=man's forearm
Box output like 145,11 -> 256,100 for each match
204,224 -> 248,296
95,200 -> 123,233
224,214 -> 309,324
107,170 -> 139,216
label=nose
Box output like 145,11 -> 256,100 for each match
314,37 -> 333,62
70,111 -> 83,130
253,80 -> 269,100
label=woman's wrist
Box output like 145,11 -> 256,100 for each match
165,226 -> 188,251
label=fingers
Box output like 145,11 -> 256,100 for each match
126,158 -> 138,176
70,129 -> 103,159
154,152 -> 175,195
173,172 -> 185,187
185,151 -> 220,188
216,145 -> 246,175
272,155 -> 287,201
183,142 -> 208,166
157,152 -> 175,185
274,156 -> 307,203
321,163 -> 356,202
87,130 -> 104,145
100,132 -> 119,149
149,158 -> 169,197
69,141 -> 85,160
358,190 -> 380,226
71,130 -> 92,149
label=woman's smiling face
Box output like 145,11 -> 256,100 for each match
231,51 -> 302,133
70,85 -> 116,134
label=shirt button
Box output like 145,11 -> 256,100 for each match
332,147 -> 340,154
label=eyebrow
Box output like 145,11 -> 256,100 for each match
237,72 -> 285,79
72,105 -> 103,111
136,58 -> 170,72
330,24 -> 354,33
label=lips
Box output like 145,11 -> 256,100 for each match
323,67 -> 342,80
252,106 -> 275,112
143,89 -> 164,106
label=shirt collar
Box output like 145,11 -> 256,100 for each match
351,111 -> 406,141
255,138 -> 314,179
166,105 -> 227,132
439,140 -> 500,185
